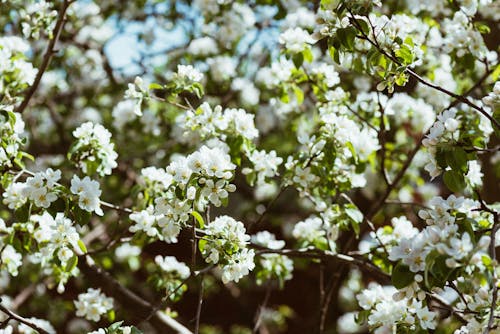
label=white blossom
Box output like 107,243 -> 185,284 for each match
74,288 -> 113,322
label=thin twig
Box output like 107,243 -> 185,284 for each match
318,261 -> 327,333
194,277 -> 204,334
377,93 -> 391,185
384,200 -> 430,209
248,185 -> 288,232
16,0 -> 73,114
253,285 -> 272,333
319,272 -> 340,333
254,246 -> 389,281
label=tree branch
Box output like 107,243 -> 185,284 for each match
16,0 -> 73,114
0,300 -> 49,334
78,255 -> 193,334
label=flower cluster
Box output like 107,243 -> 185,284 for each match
319,104 -> 380,161
155,255 -> 190,280
0,245 -> 22,276
292,216 -> 327,250
175,65 -> 203,84
152,255 -> 190,300
111,100 -> 161,136
89,323 -> 136,334
31,212 -> 83,292
279,27 -> 315,54
195,2 -> 255,48
183,102 -> 259,141
242,150 -> 283,186
74,288 -> 113,322
70,122 -> 118,176
124,76 -> 147,116
129,206 -> 161,239
252,231 -> 293,287
129,145 -> 237,243
0,36 -> 37,96
70,175 -> 103,216
442,11 -> 487,58
187,37 -> 219,57
200,215 -> 255,283
13,168 -> 61,209
19,0 -> 58,40
365,195 -> 496,330
423,109 -> 462,178
0,108 -> 26,170
357,283 -> 437,331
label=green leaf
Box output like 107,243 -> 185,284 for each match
15,203 -> 31,223
313,237 -> 329,251
292,52 -> 304,68
350,219 -> 360,237
191,211 -> 205,229
20,152 -> 34,161
107,309 -> 116,322
357,19 -> 370,35
336,27 -> 357,51
329,45 -> 340,64
107,321 -> 124,332
445,147 -> 468,172
428,255 -> 454,287
130,327 -> 143,334
245,171 -> 256,186
78,239 -> 87,254
459,53 -> 475,71
482,255 -> 492,270
198,239 -> 207,252
435,147 -> 449,169
395,45 -> 413,65
293,85 -> 304,104
345,207 -> 363,224
443,170 -> 466,193
303,48 -> 313,63
391,263 -> 415,289
65,255 -> 78,272
345,141 -> 357,163
148,83 -> 163,90
474,22 -> 491,34
12,236 -> 22,253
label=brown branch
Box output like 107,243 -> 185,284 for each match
194,277 -> 204,334
78,255 -> 193,334
475,192 -> 500,333
444,59 -> 495,111
406,67 -> 498,129
428,293 -> 467,324
253,247 -> 390,282
319,271 -> 340,333
16,0 -> 74,114
253,285 -> 272,333
0,300 -> 49,334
